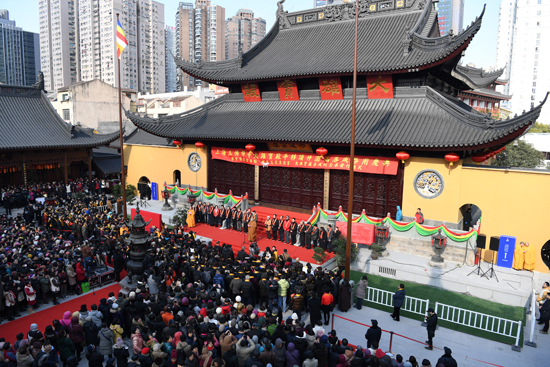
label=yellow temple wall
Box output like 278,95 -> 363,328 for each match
123,144 -> 207,198
403,157 -> 550,273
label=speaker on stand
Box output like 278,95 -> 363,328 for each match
482,236 -> 500,282
468,234 -> 488,279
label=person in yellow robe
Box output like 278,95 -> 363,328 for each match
512,242 -> 524,270
187,207 -> 196,228
248,216 -> 257,242
523,242 -> 536,271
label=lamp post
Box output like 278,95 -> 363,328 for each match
161,187 -> 173,211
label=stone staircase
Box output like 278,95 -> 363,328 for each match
386,234 -> 475,264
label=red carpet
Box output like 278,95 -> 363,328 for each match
189,206 -> 333,264
0,283 -> 120,343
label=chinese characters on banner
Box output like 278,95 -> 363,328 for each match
277,79 -> 300,101
211,147 -> 398,175
241,83 -> 262,102
366,75 -> 394,99
318,77 -> 343,100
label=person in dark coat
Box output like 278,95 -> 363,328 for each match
327,345 -> 340,367
364,320 -> 382,349
307,293 -> 322,327
313,340 -> 328,367
539,291 -> 550,333
85,345 -> 104,367
113,250 -> 125,282
390,284 -> 406,322
113,338 -> 130,367
425,308 -> 438,350
83,316 -> 100,347
462,208 -> 473,231
338,280 -> 351,312
437,347 -> 457,367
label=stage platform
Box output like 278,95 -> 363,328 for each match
351,247 -> 534,308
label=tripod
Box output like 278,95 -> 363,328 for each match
467,248 -> 488,279
139,196 -> 150,208
482,251 -> 499,282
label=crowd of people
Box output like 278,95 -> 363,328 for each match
0,180 -> 463,367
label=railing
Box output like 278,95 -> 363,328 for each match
435,301 -> 522,351
366,287 -> 429,317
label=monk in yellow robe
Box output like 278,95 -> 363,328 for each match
523,242 -> 536,271
512,242 -> 524,270
187,207 -> 195,228
248,217 -> 257,242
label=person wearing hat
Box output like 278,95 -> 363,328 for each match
85,344 -> 104,367
364,320 -> 382,350
421,359 -> 431,367
425,308 -> 438,350
437,347 -> 457,367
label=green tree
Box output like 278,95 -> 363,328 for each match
113,184 -> 138,203
529,122 -> 550,133
491,140 -> 543,168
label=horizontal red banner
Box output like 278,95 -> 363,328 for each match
212,147 -> 398,175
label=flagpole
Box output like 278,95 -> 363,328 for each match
117,13 -> 128,219
345,0 -> 359,280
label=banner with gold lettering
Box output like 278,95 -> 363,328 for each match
367,75 -> 394,99
241,83 -> 262,102
211,147 -> 398,175
319,77 -> 343,100
277,79 -> 300,101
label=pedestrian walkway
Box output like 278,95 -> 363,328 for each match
329,304 -> 546,367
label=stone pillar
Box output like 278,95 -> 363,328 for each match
323,169 -> 330,209
254,165 -> 260,204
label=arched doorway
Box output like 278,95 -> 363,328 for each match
542,240 -> 550,270
138,176 -> 151,200
458,204 -> 482,231
173,170 -> 181,185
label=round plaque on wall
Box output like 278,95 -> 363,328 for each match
413,169 -> 444,199
188,153 -> 202,172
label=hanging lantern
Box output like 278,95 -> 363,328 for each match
316,147 -> 328,156
445,152 -> 460,172
245,144 -> 256,151
173,139 -> 183,148
195,141 -> 205,152
471,154 -> 487,164
396,151 -> 410,163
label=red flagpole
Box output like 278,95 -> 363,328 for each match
117,13 -> 128,219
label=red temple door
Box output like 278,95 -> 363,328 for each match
260,166 -> 323,210
209,159 -> 254,197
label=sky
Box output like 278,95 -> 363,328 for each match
3,0 -> 501,68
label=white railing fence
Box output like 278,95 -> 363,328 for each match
365,287 -> 429,317
435,301 -> 522,351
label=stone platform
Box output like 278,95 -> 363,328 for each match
349,247 -> 533,308
387,234 -> 476,264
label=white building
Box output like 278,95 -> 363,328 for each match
435,0 -> 464,36
165,25 -> 177,93
39,0 -> 79,91
137,0 -> 165,93
496,0 -> 550,124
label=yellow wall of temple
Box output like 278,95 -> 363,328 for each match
123,144 -> 207,199
403,157 -> 550,273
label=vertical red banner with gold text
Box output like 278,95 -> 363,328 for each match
277,79 -> 300,101
366,75 -> 394,99
241,83 -> 262,102
319,77 -> 343,100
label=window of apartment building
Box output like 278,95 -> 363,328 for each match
63,109 -> 70,120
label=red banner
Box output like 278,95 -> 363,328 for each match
241,83 -> 262,102
367,75 -> 394,99
319,77 -> 343,100
211,147 -> 398,175
335,222 -> 376,245
277,79 -> 300,101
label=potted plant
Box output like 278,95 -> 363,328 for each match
370,243 -> 385,260
333,237 -> 360,273
312,247 -> 327,265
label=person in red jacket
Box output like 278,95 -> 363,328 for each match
321,289 -> 334,326
283,216 -> 291,244
415,208 -> 424,224
76,263 -> 86,285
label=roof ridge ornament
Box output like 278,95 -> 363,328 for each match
277,0 -> 291,30
32,71 -> 45,93
326,0 -> 369,22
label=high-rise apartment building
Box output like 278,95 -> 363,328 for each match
225,9 -> 266,60
137,0 -> 165,93
175,0 -> 225,90
496,0 -> 550,123
165,25 -> 177,93
436,0 -> 464,36
0,11 -> 40,86
39,0 -> 80,91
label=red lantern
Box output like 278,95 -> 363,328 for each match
396,151 -> 410,163
471,154 -> 487,164
445,152 -> 459,172
316,147 -> 328,156
245,144 -> 256,151
173,139 -> 182,148
195,141 -> 204,152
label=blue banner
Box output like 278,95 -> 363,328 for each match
151,182 -> 158,201
496,235 -> 516,268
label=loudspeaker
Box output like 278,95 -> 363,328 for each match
489,236 -> 500,252
476,234 -> 486,249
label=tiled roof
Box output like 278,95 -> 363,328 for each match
124,128 -> 173,147
93,157 -> 123,175
461,88 -> 511,100
174,1 -> 485,83
0,85 -> 120,150
451,64 -> 505,90
126,88 -> 547,151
